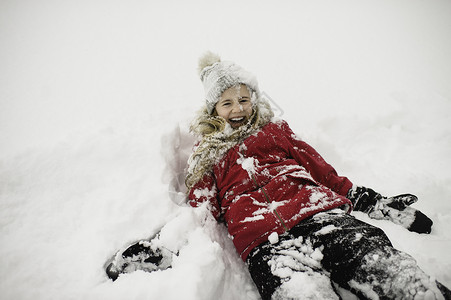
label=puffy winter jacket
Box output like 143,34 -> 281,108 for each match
188,120 -> 353,260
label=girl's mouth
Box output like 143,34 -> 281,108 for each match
229,117 -> 246,127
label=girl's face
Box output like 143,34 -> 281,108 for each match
215,85 -> 253,129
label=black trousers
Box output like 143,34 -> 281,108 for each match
246,211 -> 441,300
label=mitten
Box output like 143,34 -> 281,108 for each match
347,186 -> 433,234
105,239 -> 174,281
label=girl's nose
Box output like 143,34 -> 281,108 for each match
231,102 -> 243,112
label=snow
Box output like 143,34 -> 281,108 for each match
268,237 -> 334,299
193,187 -> 216,199
268,232 -> 279,245
314,225 -> 338,236
237,155 -> 257,176
242,215 -> 265,224
1,0 -> 450,299
309,190 -> 328,204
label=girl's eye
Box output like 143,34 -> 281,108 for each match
240,99 -> 249,104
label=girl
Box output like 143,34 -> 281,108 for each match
106,52 -> 450,300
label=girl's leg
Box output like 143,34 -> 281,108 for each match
289,210 -> 393,288
247,243 -> 284,300
247,210 -> 449,299
350,246 -> 445,299
247,231 -> 340,300
296,211 -> 447,299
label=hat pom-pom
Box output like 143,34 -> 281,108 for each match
198,51 -> 221,76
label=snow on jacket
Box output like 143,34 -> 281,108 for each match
188,119 -> 353,260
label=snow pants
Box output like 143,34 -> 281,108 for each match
246,210 -> 445,300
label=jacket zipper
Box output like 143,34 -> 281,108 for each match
233,145 -> 289,232
250,173 -> 289,231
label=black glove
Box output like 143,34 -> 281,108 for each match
347,186 -> 433,234
105,239 -> 174,281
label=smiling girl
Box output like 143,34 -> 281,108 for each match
184,52 -> 450,299
106,52 -> 450,300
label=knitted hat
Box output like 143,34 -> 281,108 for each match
198,52 -> 260,114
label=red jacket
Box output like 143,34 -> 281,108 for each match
188,120 -> 353,260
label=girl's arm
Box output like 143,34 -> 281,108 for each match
347,186 -> 433,234
187,172 -> 221,220
279,120 -> 353,197
278,120 -> 432,234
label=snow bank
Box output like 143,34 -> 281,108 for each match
1,0 -> 450,299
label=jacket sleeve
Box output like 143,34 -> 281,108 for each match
187,172 -> 221,220
279,120 -> 353,197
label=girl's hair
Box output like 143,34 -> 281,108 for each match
185,93 -> 274,190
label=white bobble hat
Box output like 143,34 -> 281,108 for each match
198,52 -> 261,114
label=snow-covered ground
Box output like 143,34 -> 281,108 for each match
1,0 -> 450,299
